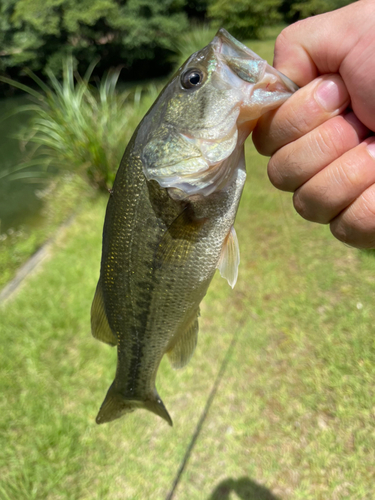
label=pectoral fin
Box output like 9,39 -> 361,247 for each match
167,310 -> 200,369
217,226 -> 240,289
155,206 -> 207,269
91,282 -> 117,346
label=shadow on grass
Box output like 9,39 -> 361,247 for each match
208,477 -> 280,500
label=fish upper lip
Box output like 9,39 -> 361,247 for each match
213,28 -> 299,94
214,28 -> 263,61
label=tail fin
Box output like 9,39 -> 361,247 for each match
143,395 -> 173,426
96,382 -> 173,426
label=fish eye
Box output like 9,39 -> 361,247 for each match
181,69 -> 204,90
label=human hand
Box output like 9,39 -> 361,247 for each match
252,0 -> 375,248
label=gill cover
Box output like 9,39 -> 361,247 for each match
141,28 -> 298,199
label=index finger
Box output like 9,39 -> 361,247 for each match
252,74 -> 350,156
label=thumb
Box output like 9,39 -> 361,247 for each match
273,0 -> 375,131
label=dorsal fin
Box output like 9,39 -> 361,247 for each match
167,310 -> 200,369
91,281 -> 117,346
217,226 -> 240,289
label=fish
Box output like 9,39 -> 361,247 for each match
91,28 -> 298,426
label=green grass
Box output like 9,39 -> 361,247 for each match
1,29 -> 375,499
0,174 -> 92,289
1,141 -> 375,499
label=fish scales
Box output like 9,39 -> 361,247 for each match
91,28 -> 298,426
101,140 -> 245,400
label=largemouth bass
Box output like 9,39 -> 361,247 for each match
91,29 -> 297,426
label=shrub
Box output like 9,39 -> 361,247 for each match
208,0 -> 282,40
0,58 -> 160,191
171,24 -> 217,69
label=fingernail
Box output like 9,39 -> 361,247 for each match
367,141 -> 375,160
315,77 -> 348,112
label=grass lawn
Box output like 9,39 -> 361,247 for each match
1,33 -> 375,500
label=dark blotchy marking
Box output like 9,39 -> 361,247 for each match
135,311 -> 149,322
130,340 -> 144,359
135,280 -> 152,290
136,299 -> 150,310
126,276 -> 155,394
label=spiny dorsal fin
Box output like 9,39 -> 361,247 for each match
217,226 -> 240,289
91,282 -> 117,346
167,310 -> 199,369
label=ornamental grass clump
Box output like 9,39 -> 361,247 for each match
0,58 -> 159,191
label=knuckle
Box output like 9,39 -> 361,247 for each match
268,147 -> 301,192
330,220 -> 375,249
330,189 -> 375,249
267,155 -> 284,189
252,119 -> 275,156
293,188 -> 330,224
274,21 -> 305,55
329,221 -> 351,245
293,189 -> 311,220
313,118 -> 348,160
336,156 -> 363,190
283,99 -> 318,139
274,31 -> 290,57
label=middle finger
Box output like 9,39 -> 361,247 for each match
267,111 -> 370,192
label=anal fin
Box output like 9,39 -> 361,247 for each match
217,226 -> 240,289
167,310 -> 199,369
91,281 -> 117,346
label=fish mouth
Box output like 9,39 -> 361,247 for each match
213,28 -> 298,94
142,29 -> 299,201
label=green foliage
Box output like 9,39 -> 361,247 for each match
185,0 -> 209,19
289,0 -> 331,18
280,0 -> 357,21
208,0 -> 282,40
171,24 -> 217,69
1,58 -> 160,191
0,0 -> 189,79
0,0 -> 359,82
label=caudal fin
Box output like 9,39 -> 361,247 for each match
96,382 -> 173,426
